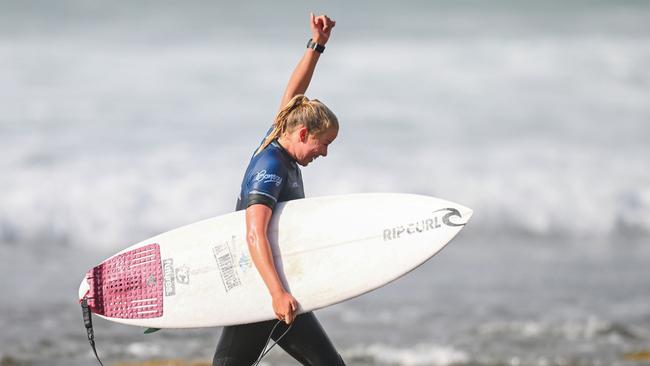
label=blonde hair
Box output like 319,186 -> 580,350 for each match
255,94 -> 338,155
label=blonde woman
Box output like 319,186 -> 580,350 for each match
212,13 -> 345,366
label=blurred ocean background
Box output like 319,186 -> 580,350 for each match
1,0 -> 649,365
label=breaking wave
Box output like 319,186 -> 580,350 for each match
1,35 -> 649,249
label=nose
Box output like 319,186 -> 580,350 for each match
322,146 -> 328,157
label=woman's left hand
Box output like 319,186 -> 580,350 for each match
310,13 -> 336,45
272,290 -> 299,324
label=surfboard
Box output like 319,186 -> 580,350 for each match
78,193 -> 473,328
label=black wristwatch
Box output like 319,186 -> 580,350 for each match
306,38 -> 325,53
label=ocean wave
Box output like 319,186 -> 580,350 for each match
2,36 -> 649,248
1,143 -> 649,249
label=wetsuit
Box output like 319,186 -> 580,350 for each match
213,139 -> 345,366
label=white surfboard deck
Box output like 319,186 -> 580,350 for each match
78,193 -> 472,328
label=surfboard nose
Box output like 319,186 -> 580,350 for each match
457,204 -> 474,224
425,194 -> 473,227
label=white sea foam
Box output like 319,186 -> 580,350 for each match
125,342 -> 163,357
346,343 -> 470,366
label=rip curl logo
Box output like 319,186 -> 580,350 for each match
254,170 -> 283,187
433,208 -> 466,227
383,207 -> 468,241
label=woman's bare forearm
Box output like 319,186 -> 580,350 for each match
246,204 -> 286,296
278,49 -> 321,110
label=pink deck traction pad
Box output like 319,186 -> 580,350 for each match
84,243 -> 164,319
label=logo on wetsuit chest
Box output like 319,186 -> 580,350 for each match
254,170 -> 283,187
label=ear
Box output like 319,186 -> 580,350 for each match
298,127 -> 309,142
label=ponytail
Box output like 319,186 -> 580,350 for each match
255,94 -> 338,156
255,95 -> 308,155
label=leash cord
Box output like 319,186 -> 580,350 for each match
81,298 -> 105,366
252,319 -> 294,366
82,297 -> 291,366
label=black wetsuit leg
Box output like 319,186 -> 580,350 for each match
275,312 -> 345,366
212,318 -> 273,366
212,311 -> 345,366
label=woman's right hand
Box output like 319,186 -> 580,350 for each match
272,290 -> 299,324
310,13 -> 336,45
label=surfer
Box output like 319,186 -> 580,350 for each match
212,13 -> 345,366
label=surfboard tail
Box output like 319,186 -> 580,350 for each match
78,243 -> 164,319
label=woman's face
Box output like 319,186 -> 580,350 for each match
295,127 -> 338,167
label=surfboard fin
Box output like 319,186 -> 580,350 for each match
144,328 -> 161,334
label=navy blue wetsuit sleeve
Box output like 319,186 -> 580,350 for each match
245,154 -> 287,210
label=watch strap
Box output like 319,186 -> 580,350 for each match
306,38 -> 325,53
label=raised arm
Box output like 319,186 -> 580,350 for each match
278,13 -> 336,111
